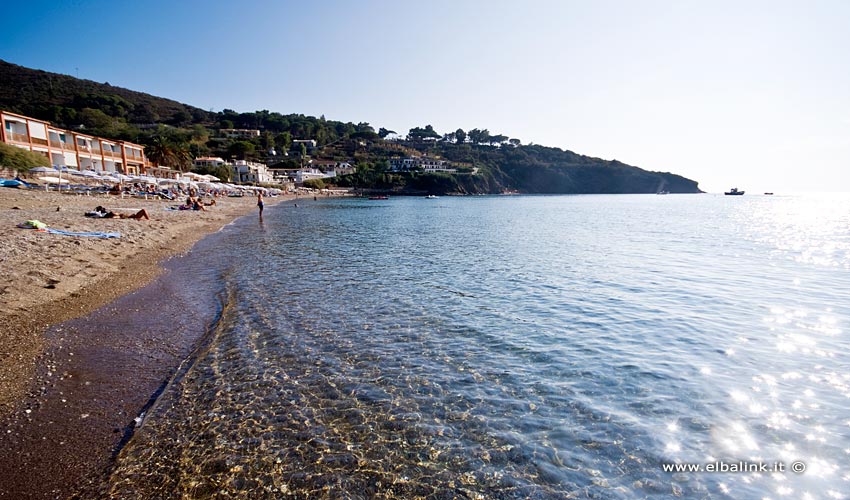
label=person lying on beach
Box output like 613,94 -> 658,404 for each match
85,206 -> 150,220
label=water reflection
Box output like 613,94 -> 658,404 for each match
104,195 -> 850,498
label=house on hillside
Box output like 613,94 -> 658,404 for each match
290,139 -> 317,154
219,129 -> 260,139
193,156 -> 227,168
388,155 -> 456,173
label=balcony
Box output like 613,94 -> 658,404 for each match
6,131 -> 29,143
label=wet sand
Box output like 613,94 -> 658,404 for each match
0,187 -> 288,498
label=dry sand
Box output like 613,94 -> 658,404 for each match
0,186 -> 291,498
0,188 -> 281,409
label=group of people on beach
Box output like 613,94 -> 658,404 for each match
183,192 -> 215,211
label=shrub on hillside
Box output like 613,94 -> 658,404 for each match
0,142 -> 50,172
303,178 -> 326,190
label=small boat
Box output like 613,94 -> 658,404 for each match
764,192 -> 774,195
425,194 -> 438,199
656,190 -> 669,195
724,188 -> 745,195
368,195 -> 389,200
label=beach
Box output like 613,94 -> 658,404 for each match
0,187 -> 285,498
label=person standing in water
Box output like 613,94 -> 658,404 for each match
257,191 -> 264,218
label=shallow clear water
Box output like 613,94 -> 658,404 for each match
106,194 -> 850,499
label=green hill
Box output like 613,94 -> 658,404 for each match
0,59 -> 701,194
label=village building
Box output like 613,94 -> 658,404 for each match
308,159 -> 354,176
219,129 -> 260,139
231,160 -> 272,184
388,155 -> 456,173
193,156 -> 227,168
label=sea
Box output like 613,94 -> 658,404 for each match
103,193 -> 850,499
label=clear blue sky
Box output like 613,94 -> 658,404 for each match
2,0 -> 849,193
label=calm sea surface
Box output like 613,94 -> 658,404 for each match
105,194 -> 850,499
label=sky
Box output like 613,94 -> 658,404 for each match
2,0 -> 849,193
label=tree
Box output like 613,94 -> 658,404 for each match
229,141 -> 256,160
78,108 -> 112,130
170,109 -> 192,126
274,131 -> 292,151
467,128 -> 491,145
260,131 -> 275,151
145,135 -> 192,170
303,178 -> 326,190
407,124 -> 440,142
378,127 -> 396,138
355,122 -> 375,133
490,134 -> 509,145
509,138 -> 521,147
455,128 -> 467,144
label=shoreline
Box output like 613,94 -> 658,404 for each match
0,188 -> 289,498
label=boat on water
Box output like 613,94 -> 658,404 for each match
368,195 -> 389,200
724,188 -> 745,195
656,190 -> 669,195
425,195 -> 438,199
764,192 -> 774,195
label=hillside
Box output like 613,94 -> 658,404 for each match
0,59 -> 702,194
0,60 -> 209,126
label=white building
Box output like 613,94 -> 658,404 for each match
291,139 -> 317,153
293,168 -> 334,184
232,160 -> 272,184
388,156 -> 456,173
220,129 -> 260,139
308,159 -> 354,176
193,156 -> 227,168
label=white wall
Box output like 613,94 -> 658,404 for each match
27,120 -> 47,140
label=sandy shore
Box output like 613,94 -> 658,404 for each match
0,188 -> 282,409
0,187 -> 289,497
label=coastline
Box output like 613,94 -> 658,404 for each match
0,188 -> 288,498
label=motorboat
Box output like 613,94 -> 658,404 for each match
368,195 -> 389,200
724,188 -> 745,195
425,194 -> 438,199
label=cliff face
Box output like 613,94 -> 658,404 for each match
0,59 -> 702,194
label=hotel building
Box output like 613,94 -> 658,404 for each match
1,110 -> 149,175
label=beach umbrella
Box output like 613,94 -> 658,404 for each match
39,176 -> 70,184
29,167 -> 53,173
101,175 -> 120,183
